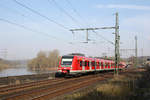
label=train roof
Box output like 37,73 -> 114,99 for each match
62,55 -> 114,62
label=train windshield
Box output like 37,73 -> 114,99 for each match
61,56 -> 74,65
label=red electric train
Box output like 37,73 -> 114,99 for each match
55,54 -> 126,77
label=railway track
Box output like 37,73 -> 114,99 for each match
0,72 -> 114,100
0,78 -> 65,95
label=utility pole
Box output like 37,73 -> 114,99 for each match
86,29 -> 89,42
70,12 -> 120,75
135,35 -> 138,67
114,12 -> 120,75
141,48 -> 144,65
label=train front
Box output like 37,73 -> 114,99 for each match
55,55 -> 74,77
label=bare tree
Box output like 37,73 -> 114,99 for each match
28,49 -> 60,71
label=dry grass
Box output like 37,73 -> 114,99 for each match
96,83 -> 130,97
60,69 -> 150,100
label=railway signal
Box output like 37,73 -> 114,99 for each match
70,12 -> 120,75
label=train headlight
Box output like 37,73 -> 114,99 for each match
71,65 -> 72,69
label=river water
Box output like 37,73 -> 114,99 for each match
0,67 -> 36,77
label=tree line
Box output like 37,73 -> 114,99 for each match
0,59 -> 10,71
28,49 -> 60,71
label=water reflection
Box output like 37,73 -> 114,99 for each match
0,66 -> 56,77
0,67 -> 36,77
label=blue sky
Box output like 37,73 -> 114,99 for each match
0,0 -> 150,60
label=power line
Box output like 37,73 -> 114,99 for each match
49,0 -> 89,40
0,2 -> 74,41
48,0 -> 83,28
70,27 -> 114,45
65,0 -> 88,26
12,0 -> 68,30
92,30 -> 114,45
0,3 -> 27,18
0,18 -> 61,40
64,0 -> 113,45
51,0 -> 111,44
51,0 -> 87,42
0,3 -> 45,26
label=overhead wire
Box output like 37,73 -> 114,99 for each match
11,0 -> 84,44
64,0 -> 113,45
0,1 -> 75,45
12,0 -> 69,30
48,0 -> 83,28
47,0 -> 88,41
8,0 -> 114,47
92,30 -> 114,45
65,0 -> 89,27
64,0 -> 93,44
0,18 -> 63,41
0,3 -> 47,26
0,3 -> 27,18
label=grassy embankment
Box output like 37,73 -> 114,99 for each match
61,67 -> 150,100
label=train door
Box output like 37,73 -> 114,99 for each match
110,62 -> 111,69
110,62 -> 112,69
94,60 -> 96,71
87,61 -> 89,70
89,61 -> 92,70
97,61 -> 99,70
108,62 -> 110,69
85,60 -> 89,70
80,60 -> 82,71
99,61 -> 101,70
91,60 -> 95,70
105,62 -> 108,69
103,61 -> 105,70
82,59 -> 85,71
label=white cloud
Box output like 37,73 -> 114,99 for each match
97,4 -> 150,10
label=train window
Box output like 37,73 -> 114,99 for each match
83,61 -> 85,66
91,61 -> 93,66
103,62 -> 105,67
61,58 -> 73,65
80,61 -> 82,67
100,62 -> 102,67
87,61 -> 89,67
90,61 -> 92,66
105,62 -> 108,67
85,61 -> 87,66
92,61 -> 95,66
99,62 -> 101,66
97,62 -> 99,66
108,63 -> 110,67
